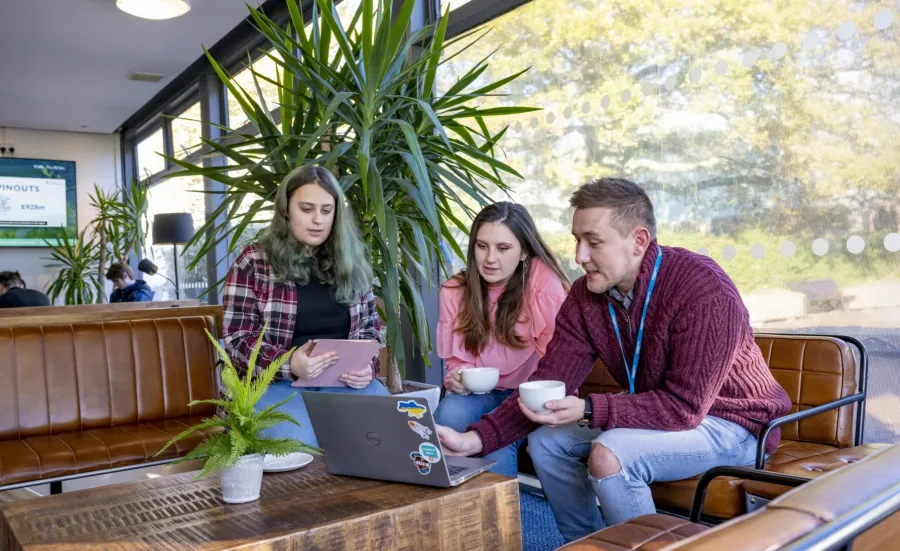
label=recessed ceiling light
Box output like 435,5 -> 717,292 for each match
116,0 -> 191,20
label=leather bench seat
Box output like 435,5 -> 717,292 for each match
560,515 -> 708,550
0,417 -> 217,485
560,443 -> 900,551
0,312 -> 221,489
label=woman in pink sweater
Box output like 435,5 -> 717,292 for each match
434,202 -> 568,477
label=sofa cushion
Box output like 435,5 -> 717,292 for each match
0,416 -> 216,485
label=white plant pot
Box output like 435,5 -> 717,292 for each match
378,377 -> 441,413
219,453 -> 264,504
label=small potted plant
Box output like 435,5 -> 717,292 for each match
155,325 -> 319,504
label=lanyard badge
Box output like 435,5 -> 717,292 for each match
608,246 -> 663,394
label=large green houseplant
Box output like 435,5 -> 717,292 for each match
167,0 -> 535,391
155,325 -> 319,503
43,182 -> 149,305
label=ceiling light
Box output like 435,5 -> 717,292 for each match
116,0 -> 191,20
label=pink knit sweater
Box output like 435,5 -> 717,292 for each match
470,242 -> 792,456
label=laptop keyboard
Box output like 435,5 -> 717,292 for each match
448,464 -> 468,477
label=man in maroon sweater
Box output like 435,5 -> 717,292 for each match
438,178 -> 791,542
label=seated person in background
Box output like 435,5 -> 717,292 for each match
107,262 -> 154,302
0,271 -> 51,308
435,202 -> 568,478
437,177 -> 792,543
222,165 -> 389,448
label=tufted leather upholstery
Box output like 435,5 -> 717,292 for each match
521,334 -> 868,519
561,444 -> 900,551
0,315 -> 220,485
560,515 -> 708,550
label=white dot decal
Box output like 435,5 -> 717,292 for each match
514,121 -> 523,132
582,101 -> 591,113
723,245 -> 737,261
546,112 -> 556,124
600,95 -> 611,109
836,21 -> 855,41
780,241 -> 796,257
750,243 -> 765,259
885,233 -> 900,252
690,67 -> 703,82
769,42 -> 788,60
697,247 -> 709,257
846,236 -> 865,254
812,238 -> 829,256
564,106 -> 573,118
642,82 -> 656,96
715,60 -> 728,75
742,51 -> 759,67
530,117 -> 539,129
874,10 -> 894,31
620,89 -> 632,103
803,31 -> 820,51
665,75 -> 678,90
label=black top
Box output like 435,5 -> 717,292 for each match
0,287 -> 51,308
291,277 -> 351,348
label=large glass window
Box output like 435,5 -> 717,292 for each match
171,102 -> 202,159
135,128 -> 165,179
439,1 -> 900,443
227,51 -> 283,130
145,173 -> 209,303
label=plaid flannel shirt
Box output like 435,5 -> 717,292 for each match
222,243 -> 382,381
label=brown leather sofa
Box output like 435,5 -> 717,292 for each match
0,306 -> 222,493
560,443 -> 900,550
520,333 -> 878,519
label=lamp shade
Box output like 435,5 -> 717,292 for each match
152,213 -> 194,245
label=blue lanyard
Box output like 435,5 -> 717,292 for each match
608,246 -> 663,394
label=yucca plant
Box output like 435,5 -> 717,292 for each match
154,325 -> 319,480
43,227 -> 102,305
165,0 -> 536,392
89,182 -> 150,300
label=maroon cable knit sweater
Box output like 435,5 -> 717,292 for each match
471,241 -> 792,456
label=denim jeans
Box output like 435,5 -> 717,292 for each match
434,390 -> 523,478
528,416 -> 758,542
254,379 -> 391,447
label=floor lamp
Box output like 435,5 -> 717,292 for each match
151,213 -> 194,299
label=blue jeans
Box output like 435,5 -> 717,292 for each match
255,379 -> 391,447
434,389 -> 523,479
528,416 -> 758,542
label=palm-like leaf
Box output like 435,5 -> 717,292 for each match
154,323 -> 319,477
163,0 -> 536,390
43,227 -> 102,305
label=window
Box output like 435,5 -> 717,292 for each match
145,173 -> 209,303
135,128 -> 165,179
439,0 -> 900,443
441,0 -> 475,10
171,102 -> 202,159
227,50 -> 283,130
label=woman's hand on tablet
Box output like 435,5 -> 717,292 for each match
290,341 -> 339,380
339,367 -> 374,389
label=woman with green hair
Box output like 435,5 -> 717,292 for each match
222,164 -> 389,446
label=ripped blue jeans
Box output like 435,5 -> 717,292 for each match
527,416 -> 757,542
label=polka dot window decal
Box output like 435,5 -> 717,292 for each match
836,21 -> 855,41
885,233 -> 900,252
812,238 -> 829,256
723,245 -> 737,261
874,10 -> 894,30
846,236 -> 865,255
780,241 -> 796,257
769,42 -> 788,60
750,243 -> 765,259
715,60 -> 728,75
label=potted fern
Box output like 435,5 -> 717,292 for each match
155,325 -> 319,504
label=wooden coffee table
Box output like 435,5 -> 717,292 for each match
0,458 -> 522,550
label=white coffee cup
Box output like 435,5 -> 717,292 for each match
518,380 -> 566,413
460,367 -> 500,394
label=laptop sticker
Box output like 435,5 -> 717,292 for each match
408,421 -> 433,440
419,443 -> 441,463
410,452 -> 431,475
397,400 -> 427,419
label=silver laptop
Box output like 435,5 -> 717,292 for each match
303,392 -> 496,487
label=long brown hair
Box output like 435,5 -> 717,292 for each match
450,202 -> 568,355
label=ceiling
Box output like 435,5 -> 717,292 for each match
0,0 -> 256,134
